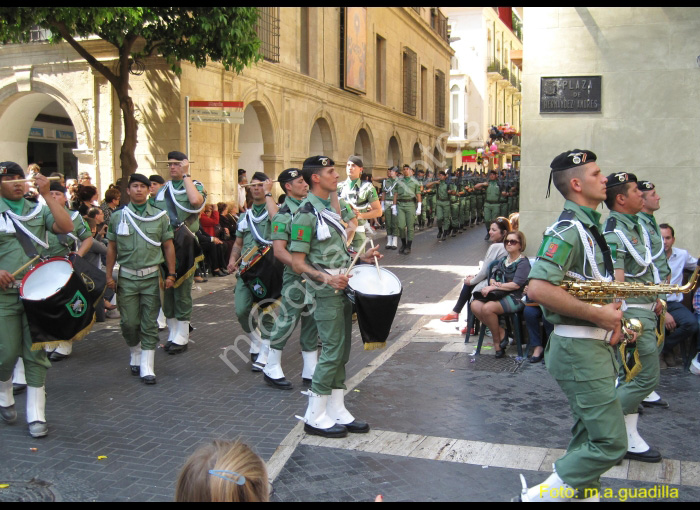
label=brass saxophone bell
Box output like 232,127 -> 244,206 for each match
622,318 -> 643,344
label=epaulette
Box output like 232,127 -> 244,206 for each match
277,203 -> 291,215
297,201 -> 316,214
558,209 -> 576,222
604,216 -> 617,234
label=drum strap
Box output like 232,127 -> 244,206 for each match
161,182 -> 205,228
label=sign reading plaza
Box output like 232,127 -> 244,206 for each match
540,76 -> 602,113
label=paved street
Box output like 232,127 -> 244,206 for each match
1,222 -> 700,502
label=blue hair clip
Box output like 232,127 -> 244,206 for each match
208,470 -> 246,485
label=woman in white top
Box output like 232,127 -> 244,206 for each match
440,217 -> 511,331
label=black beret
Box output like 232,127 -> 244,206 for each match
49,181 -> 67,193
167,151 -> 187,161
606,172 -> 638,189
303,156 -> 334,169
149,174 -> 165,184
638,180 -> 655,191
347,156 -> 363,168
0,161 -> 25,179
250,171 -> 269,183
550,149 -> 597,172
403,164 -> 412,169
128,173 -> 152,187
388,166 -> 399,172
278,168 -> 302,184
238,168 -> 247,176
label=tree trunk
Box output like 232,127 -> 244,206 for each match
117,92 -> 138,205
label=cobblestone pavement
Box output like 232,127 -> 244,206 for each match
2,222 -> 699,502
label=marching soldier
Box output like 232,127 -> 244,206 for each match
337,156 -> 381,254
152,151 -> 206,355
521,150 -> 627,501
393,164 -> 422,254
415,168 -> 427,230
475,170 -> 501,241
424,170 -> 451,242
424,169 -> 437,228
380,166 -> 399,250
264,168 -> 319,389
603,172 -> 664,463
227,172 -> 278,372
0,162 -> 74,438
289,156 -> 381,438
105,174 -> 176,385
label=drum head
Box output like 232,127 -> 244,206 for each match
21,258 -> 73,300
348,265 -> 401,296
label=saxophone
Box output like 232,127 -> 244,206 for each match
559,261 -> 699,381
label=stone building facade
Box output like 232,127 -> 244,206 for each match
0,8 -> 452,205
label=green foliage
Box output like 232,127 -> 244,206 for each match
0,7 -> 262,75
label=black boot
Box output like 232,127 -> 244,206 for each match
441,229 -> 448,242
399,238 -> 407,254
451,227 -> 457,238
405,240 -> 412,254
484,224 -> 490,241
437,227 -> 443,239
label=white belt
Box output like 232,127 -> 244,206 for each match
120,265 -> 160,277
553,324 -> 612,342
625,302 -> 656,311
355,224 -> 366,233
324,268 -> 346,276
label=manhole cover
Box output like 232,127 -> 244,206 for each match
0,479 -> 56,502
446,352 -> 524,373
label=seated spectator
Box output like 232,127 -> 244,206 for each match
175,439 -> 269,502
440,217 -> 510,331
470,230 -> 531,358
692,287 -> 700,375
86,206 -> 106,232
522,284 -> 553,364
101,187 -> 121,225
83,217 -> 118,320
659,223 -> 699,369
508,212 -> 519,232
217,202 -> 237,261
198,204 -> 229,277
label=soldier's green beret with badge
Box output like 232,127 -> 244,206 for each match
638,180 -> 655,191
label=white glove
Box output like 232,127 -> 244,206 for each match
391,204 -> 398,216
416,203 -> 422,215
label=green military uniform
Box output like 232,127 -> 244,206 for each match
235,204 -> 276,342
289,193 -> 353,396
0,199 -> 55,388
269,196 -> 318,354
466,172 -> 477,226
415,175 -> 427,229
107,202 -> 173,352
394,175 -> 421,250
381,176 -> 398,246
337,177 -> 378,253
423,173 -> 437,227
435,179 -> 452,237
153,179 -> 206,325
45,209 -> 92,258
528,200 -> 627,495
604,211 -> 660,415
483,178 -> 501,226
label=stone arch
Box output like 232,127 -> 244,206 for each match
236,94 -> 280,178
308,113 -> 336,159
0,82 -> 91,172
386,133 -> 402,167
351,122 -> 375,175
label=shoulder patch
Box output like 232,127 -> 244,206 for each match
537,235 -> 573,266
291,224 -> 312,243
272,221 -> 286,234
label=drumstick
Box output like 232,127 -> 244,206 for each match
14,176 -> 62,184
12,255 -> 41,278
334,238 -> 368,294
242,181 -> 279,187
369,239 -> 382,280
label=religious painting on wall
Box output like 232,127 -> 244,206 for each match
345,7 -> 367,95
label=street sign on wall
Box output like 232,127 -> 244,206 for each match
188,101 -> 245,124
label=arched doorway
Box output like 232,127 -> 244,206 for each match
237,101 -> 277,176
353,128 -> 373,175
309,117 -> 334,157
386,135 -> 401,167
412,141 -> 422,170
0,93 -> 78,178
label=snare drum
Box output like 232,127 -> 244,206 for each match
20,257 -> 96,350
346,265 -> 402,350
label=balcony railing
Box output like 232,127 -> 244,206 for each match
487,58 -> 502,75
501,66 -> 510,81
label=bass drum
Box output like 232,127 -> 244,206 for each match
346,265 -> 402,350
